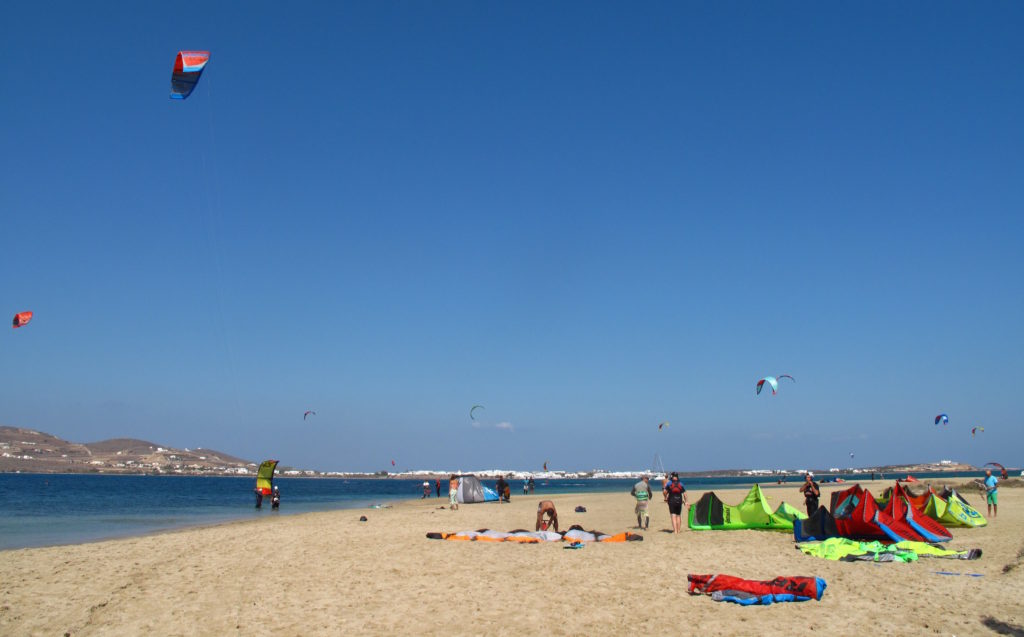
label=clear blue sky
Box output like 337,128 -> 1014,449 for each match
2,3 -> 1021,472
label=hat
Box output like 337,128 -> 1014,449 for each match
423,481 -> 430,486
806,472 -> 814,477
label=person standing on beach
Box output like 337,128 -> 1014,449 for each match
254,487 -> 264,509
984,469 -> 999,518
496,475 -> 508,503
799,473 -> 820,516
435,479 -> 441,498
448,475 -> 459,511
662,472 -> 687,533
271,485 -> 280,510
422,482 -> 431,499
631,475 -> 652,530
528,477 -> 535,493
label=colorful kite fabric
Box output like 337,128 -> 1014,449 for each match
12,311 -> 32,328
797,538 -> 981,562
689,484 -> 806,531
935,414 -> 949,426
971,427 -> 984,437
303,410 -> 316,421
426,526 -> 642,544
255,460 -> 278,495
756,377 -> 778,395
687,573 -> 826,606
658,421 -> 669,430
170,51 -> 210,100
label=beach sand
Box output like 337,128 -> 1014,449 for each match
1,482 -> 1022,636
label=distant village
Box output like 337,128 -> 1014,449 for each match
0,426 -> 977,479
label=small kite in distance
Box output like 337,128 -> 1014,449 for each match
170,51 -> 210,100
658,422 -> 669,430
850,452 -> 855,459
935,414 -> 949,426
470,405 -> 485,421
971,427 -> 984,437
543,460 -> 548,471
756,377 -> 778,396
391,459 -> 396,467
303,410 -> 316,421
12,311 -> 32,328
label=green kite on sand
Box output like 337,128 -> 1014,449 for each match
689,484 -> 806,531
797,537 -> 981,563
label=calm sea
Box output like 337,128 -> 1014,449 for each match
0,470 -> 985,550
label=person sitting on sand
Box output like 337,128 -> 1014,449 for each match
799,473 -> 820,517
662,472 -> 687,534
536,500 -> 558,532
448,475 -> 459,511
631,475 -> 652,530
984,469 -> 999,518
271,485 -> 281,510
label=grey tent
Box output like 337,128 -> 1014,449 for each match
457,475 -> 500,504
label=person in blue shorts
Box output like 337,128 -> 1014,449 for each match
984,469 -> 999,518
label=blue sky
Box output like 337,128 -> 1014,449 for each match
1,3 -> 1021,472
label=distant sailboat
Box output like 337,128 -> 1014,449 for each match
651,453 -> 666,480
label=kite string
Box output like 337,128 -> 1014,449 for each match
201,73 -> 243,417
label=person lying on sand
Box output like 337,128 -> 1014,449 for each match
536,500 -> 558,532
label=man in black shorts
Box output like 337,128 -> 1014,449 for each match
799,473 -> 820,517
662,472 -> 687,534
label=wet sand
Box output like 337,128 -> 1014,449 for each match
1,481 -> 1021,636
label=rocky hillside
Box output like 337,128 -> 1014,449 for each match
0,426 -> 256,476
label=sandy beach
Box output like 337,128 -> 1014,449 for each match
1,482 -> 1021,636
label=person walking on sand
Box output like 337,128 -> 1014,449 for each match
448,475 -> 459,511
536,500 -> 559,532
631,475 -> 653,530
662,472 -> 687,533
984,469 -> 999,518
799,473 -> 820,517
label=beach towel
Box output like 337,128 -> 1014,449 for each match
687,573 -> 826,605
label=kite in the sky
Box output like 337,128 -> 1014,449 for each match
470,405 -> 485,421
753,376 -> 774,397
971,427 -> 984,437
658,422 -> 669,430
850,452 -> 855,459
12,311 -> 32,328
935,414 -> 949,426
543,460 -> 548,471
170,51 -> 210,100
391,459 -> 396,467
756,374 -> 794,396
303,410 -> 316,421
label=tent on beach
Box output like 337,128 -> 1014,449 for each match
688,484 -> 806,531
455,475 -> 500,504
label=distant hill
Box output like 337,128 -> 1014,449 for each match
0,426 -> 255,476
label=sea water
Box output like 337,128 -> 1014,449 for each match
0,471 -> 984,550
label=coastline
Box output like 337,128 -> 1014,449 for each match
2,483 -> 1021,635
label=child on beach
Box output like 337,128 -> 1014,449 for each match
448,475 -> 459,510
